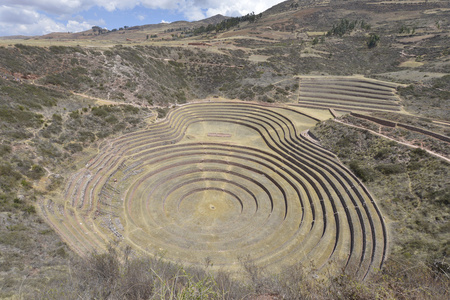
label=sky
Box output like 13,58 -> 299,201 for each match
0,0 -> 284,37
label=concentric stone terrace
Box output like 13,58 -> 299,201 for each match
295,76 -> 401,113
41,102 -> 387,278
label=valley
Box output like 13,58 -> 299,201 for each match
0,0 -> 448,298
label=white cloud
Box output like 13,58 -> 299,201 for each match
66,20 -> 95,33
137,15 -> 146,21
180,3 -> 206,21
3,1 -> 281,16
0,5 -> 40,25
2,1 -> 94,15
0,5 -> 93,36
161,20 -> 171,24
204,1 -> 282,18
150,0 -> 283,22
0,1 -> 283,36
141,0 -> 179,10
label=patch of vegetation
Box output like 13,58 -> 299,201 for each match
311,120 -> 450,264
26,164 -> 46,180
42,66 -> 93,90
186,12 -> 262,36
0,83 -> 63,109
341,114 -> 450,157
366,33 -> 380,48
0,76 -> 153,297
398,75 -> 450,121
37,244 -> 449,300
156,107 -> 170,118
326,19 -> 370,37
64,142 -> 83,154
0,211 -> 71,298
398,24 -> 416,35
48,45 -> 84,55
349,160 -> 375,182
0,105 -> 44,127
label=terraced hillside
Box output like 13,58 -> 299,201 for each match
294,76 -> 402,113
40,102 -> 387,279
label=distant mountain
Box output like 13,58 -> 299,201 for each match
0,35 -> 33,40
264,0 -> 330,15
37,14 -> 230,40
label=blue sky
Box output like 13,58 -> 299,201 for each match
77,5 -> 188,30
0,1 -> 283,37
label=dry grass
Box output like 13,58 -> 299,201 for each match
36,244 -> 449,299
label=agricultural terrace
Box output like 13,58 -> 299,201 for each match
294,76 -> 402,113
40,101 -> 387,279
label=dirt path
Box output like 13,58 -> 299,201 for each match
433,120 -> 450,127
334,119 -> 450,163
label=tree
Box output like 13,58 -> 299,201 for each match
367,33 -> 380,48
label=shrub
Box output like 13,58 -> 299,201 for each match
411,147 -> 427,157
104,50 -> 114,57
156,107 -> 169,119
21,179 -> 31,189
46,175 -> 63,191
27,164 -> 46,180
42,66 -> 92,89
64,143 -> 83,153
105,115 -> 118,124
24,204 -> 36,214
425,186 -> 450,206
375,163 -> 405,175
38,244 -> 450,300
39,245 -> 225,299
327,19 -> 359,37
349,160 -> 375,182
38,142 -> 62,158
374,147 -> 390,160
1,84 -> 60,108
0,144 -> 11,156
69,110 -> 80,119
0,163 -> 22,182
367,33 -> 380,48
0,106 -> 44,128
123,105 -> 139,114
92,107 -> 108,117
77,131 -> 96,143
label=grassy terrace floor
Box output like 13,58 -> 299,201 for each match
40,101 -> 387,279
